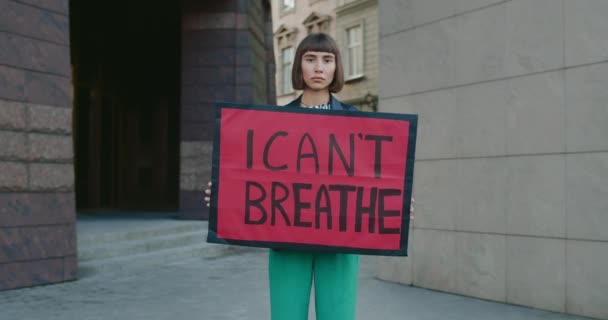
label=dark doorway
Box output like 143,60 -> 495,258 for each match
71,0 -> 180,211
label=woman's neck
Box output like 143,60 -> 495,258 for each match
300,90 -> 330,107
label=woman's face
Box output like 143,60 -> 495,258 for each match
301,51 -> 336,91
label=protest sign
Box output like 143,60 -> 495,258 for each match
207,102 -> 417,256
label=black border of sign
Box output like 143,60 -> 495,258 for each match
207,101 -> 418,256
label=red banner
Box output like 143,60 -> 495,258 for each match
208,102 -> 417,256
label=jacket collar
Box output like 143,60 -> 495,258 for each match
285,94 -> 345,110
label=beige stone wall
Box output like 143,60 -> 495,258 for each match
377,1 -> 608,319
334,0 -> 378,111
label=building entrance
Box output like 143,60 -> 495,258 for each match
70,0 -> 180,212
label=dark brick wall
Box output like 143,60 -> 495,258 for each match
178,0 -> 275,219
0,0 -> 76,290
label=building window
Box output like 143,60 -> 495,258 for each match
274,25 -> 297,95
281,47 -> 294,94
281,0 -> 295,12
345,24 -> 363,79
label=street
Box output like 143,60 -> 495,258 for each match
0,251 -> 591,320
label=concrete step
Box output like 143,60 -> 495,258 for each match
78,230 -> 206,261
76,220 -> 264,278
78,242 -> 260,278
77,223 -> 205,247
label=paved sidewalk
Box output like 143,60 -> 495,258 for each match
0,251 -> 593,320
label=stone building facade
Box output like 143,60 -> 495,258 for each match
179,0 -> 276,219
271,0 -> 378,111
0,0 -> 275,290
376,1 -> 608,319
0,0 -> 77,291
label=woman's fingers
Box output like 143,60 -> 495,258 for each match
204,181 -> 213,207
410,197 -> 415,221
410,197 -> 415,214
205,182 -> 212,196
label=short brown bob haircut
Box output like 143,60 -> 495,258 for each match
292,33 -> 345,93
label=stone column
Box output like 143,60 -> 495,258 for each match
179,0 -> 275,219
0,0 -> 76,290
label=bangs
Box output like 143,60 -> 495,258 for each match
297,33 -> 339,55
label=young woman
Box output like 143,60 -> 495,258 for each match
267,33 -> 358,320
205,33 -> 414,320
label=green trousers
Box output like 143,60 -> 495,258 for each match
268,249 -> 359,320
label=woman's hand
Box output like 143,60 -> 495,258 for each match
410,197 -> 415,220
204,181 -> 212,207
